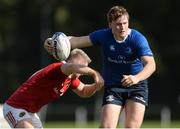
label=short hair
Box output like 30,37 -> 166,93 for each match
107,6 -> 129,23
67,48 -> 91,63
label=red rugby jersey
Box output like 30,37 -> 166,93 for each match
6,62 -> 80,113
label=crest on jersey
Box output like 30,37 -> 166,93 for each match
19,112 -> 26,117
125,47 -> 132,54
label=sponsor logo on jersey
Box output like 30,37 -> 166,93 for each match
118,55 -> 125,60
53,78 -> 71,96
107,57 -> 136,64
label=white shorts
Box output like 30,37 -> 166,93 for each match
3,103 -> 43,128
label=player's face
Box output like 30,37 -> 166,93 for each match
109,15 -> 129,40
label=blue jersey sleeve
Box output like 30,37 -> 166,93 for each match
134,33 -> 153,57
89,30 -> 102,45
89,29 -> 110,45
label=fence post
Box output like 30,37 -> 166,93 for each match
75,106 -> 87,127
161,106 -> 171,128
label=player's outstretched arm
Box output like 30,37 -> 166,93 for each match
68,36 -> 93,48
61,63 -> 104,97
72,81 -> 104,98
62,62 -> 104,86
44,34 -> 93,55
61,63 -> 100,78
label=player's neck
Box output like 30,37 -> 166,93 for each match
114,29 -> 131,43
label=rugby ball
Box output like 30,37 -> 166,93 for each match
51,32 -> 71,61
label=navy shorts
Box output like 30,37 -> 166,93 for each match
102,80 -> 148,106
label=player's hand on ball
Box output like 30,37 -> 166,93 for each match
121,75 -> 139,87
44,38 -> 53,55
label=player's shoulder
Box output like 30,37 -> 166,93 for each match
91,28 -> 111,35
96,28 -> 111,32
49,61 -> 65,67
130,29 -> 144,37
129,28 -> 147,41
90,28 -> 112,40
44,61 -> 66,71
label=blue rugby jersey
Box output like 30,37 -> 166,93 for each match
89,28 -> 153,86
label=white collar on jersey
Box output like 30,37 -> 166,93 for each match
115,29 -> 131,43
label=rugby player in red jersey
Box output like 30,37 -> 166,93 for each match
3,48 -> 104,128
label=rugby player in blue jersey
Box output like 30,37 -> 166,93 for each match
44,5 -> 156,128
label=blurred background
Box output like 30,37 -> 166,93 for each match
0,0 -> 180,128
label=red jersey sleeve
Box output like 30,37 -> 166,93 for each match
71,79 -> 80,89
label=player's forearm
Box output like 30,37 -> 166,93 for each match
78,84 -> 98,98
68,36 -> 92,49
72,65 -> 98,77
135,61 -> 156,81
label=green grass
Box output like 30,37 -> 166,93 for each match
44,120 -> 180,128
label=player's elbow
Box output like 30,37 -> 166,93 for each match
146,57 -> 156,75
151,60 -> 156,73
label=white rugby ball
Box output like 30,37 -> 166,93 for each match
51,32 -> 71,61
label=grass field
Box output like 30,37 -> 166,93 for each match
44,120 -> 180,128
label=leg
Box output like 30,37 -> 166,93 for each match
100,104 -> 122,128
16,113 -> 43,128
31,113 -> 43,128
3,103 -> 38,128
124,100 -> 145,128
15,119 -> 34,128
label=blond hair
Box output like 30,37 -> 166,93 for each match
67,49 -> 91,63
107,6 -> 129,23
